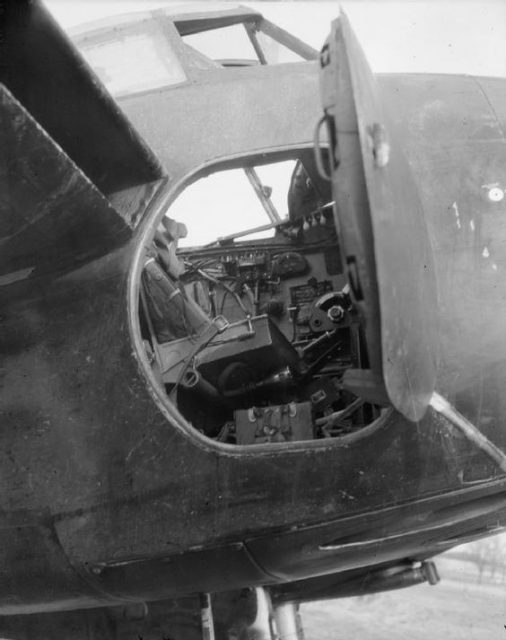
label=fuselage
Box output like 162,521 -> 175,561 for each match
1,0 -> 506,616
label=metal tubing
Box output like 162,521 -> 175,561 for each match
199,593 -> 216,640
244,588 -> 276,640
273,602 -> 305,640
181,369 -> 223,403
244,167 -> 281,224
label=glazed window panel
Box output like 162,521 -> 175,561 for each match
78,22 -> 187,97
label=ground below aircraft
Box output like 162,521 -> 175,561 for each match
1,2 -> 506,638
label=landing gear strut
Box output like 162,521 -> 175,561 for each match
199,588 -> 305,640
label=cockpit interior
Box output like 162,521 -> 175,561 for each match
137,150 -> 384,446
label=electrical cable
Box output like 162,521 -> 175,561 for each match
197,269 -> 250,318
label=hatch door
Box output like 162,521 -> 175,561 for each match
318,13 -> 437,421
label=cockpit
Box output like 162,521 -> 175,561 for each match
137,150 -> 384,446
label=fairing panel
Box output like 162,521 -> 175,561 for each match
1,0 -> 163,195
0,86 -> 130,278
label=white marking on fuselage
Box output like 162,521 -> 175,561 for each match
487,187 -> 504,202
452,202 -> 462,229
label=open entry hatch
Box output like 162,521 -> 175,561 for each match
317,13 -> 438,421
136,151 -> 389,447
